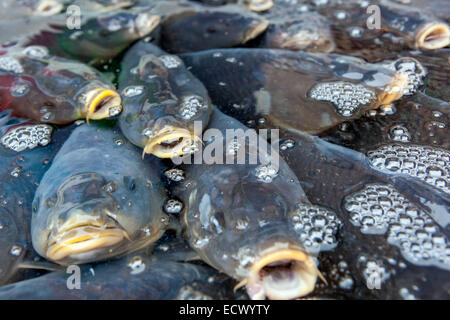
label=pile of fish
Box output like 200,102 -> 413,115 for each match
0,0 -> 448,300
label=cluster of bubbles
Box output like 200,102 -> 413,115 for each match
383,58 -> 426,96
164,168 -> 185,182
289,204 -> 342,253
109,106 -> 122,117
345,184 -> 450,270
179,95 -> 207,120
159,55 -> 182,69
1,124 -> 53,152
367,144 -> 449,194
127,256 -> 146,275
309,81 -> 376,116
388,125 -> 411,142
0,56 -> 23,73
360,258 -> 391,290
164,199 -> 183,214
254,164 -> 278,183
175,285 -> 212,300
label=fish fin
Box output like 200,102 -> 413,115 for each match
18,260 -> 63,272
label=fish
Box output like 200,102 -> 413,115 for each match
181,48 -> 424,135
0,255 -> 235,299
0,8 -> 160,64
309,0 -> 450,51
139,1 -> 269,53
0,46 -> 122,124
118,40 -> 214,159
0,110 -> 75,285
31,122 -> 168,265
171,109 -> 341,300
0,0 -> 63,20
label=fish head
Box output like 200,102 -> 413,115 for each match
31,172 -> 160,265
59,10 -> 160,61
162,10 -> 269,52
265,15 -> 336,52
186,170 -> 319,300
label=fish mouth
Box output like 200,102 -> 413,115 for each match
135,13 -> 161,37
46,215 -> 129,262
415,22 -> 450,50
244,19 -> 270,43
143,127 -> 202,159
280,34 -> 336,53
85,88 -> 122,123
245,249 -> 319,300
246,0 -> 274,12
376,72 -> 410,107
35,0 -> 63,16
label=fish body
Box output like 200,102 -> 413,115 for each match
181,48 -> 422,134
118,40 -> 213,158
31,122 -> 168,265
0,256 -> 233,299
308,0 -> 450,51
0,46 -> 122,124
0,9 -> 160,64
137,1 -> 269,53
0,111 -> 75,285
172,110 -> 340,300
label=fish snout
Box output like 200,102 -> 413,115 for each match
46,209 -> 129,263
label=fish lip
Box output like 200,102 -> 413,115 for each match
246,0 -> 274,12
245,249 -> 319,300
280,36 -> 336,53
35,0 -> 63,16
415,22 -> 450,50
85,88 -> 122,123
135,13 -> 161,37
376,72 -> 410,108
46,224 -> 129,263
143,127 -> 202,159
243,19 -> 270,43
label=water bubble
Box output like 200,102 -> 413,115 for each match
159,55 -> 182,69
0,56 -> 23,73
23,46 -> 49,59
280,139 -> 295,150
122,85 -> 144,97
127,256 -> 146,275
164,169 -> 185,182
179,95 -> 207,120
254,164 -> 278,183
9,245 -> 22,256
164,199 -> 183,214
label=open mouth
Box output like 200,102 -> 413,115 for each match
143,127 -> 202,159
375,71 -> 410,108
244,249 -> 320,300
415,22 -> 450,50
46,217 -> 129,262
85,89 -> 122,123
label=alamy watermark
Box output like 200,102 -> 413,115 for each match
170,121 -> 280,172
66,5 -> 81,30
